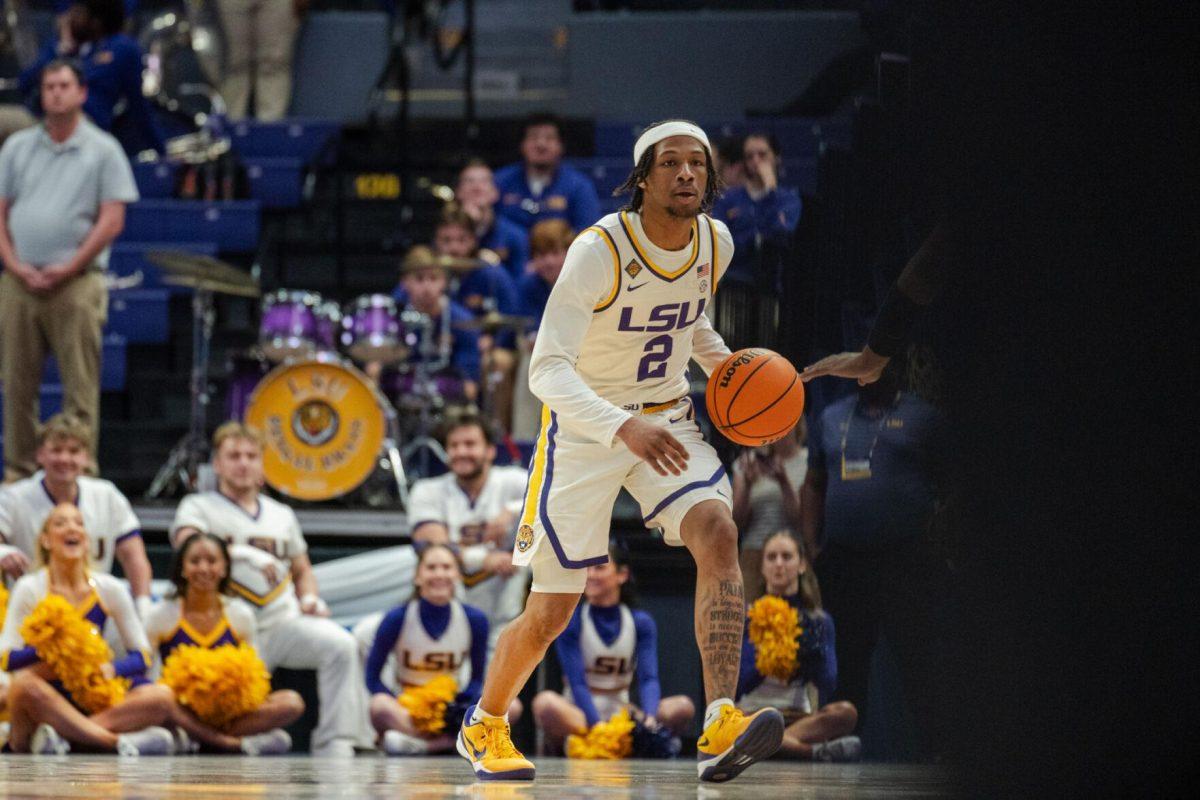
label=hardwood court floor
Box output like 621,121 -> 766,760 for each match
0,755 -> 953,799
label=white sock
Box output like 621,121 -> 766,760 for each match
471,705 -> 508,724
703,698 -> 735,729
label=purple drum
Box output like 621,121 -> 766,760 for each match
225,351 -> 269,421
341,294 -> 407,364
315,301 -> 341,351
259,289 -> 323,361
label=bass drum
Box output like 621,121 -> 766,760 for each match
243,356 -> 392,501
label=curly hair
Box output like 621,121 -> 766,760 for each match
614,120 -> 724,214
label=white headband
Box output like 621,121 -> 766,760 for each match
633,121 -> 712,165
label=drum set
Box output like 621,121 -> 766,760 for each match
144,249 -> 530,506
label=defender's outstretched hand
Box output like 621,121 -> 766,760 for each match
616,417 -> 690,476
801,348 -> 889,386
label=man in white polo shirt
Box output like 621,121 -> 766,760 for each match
406,412 -> 529,653
0,413 -> 152,614
0,59 -> 138,480
171,422 -> 371,757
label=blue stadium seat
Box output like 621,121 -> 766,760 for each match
288,12 -> 390,125
132,161 -> 177,199
45,335 -> 128,392
109,241 -> 220,290
123,200 -> 261,252
245,157 -> 305,209
230,119 -> 340,166
106,289 -> 170,344
564,156 -> 628,199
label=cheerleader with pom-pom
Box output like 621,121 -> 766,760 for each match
534,543 -> 694,756
364,543 -> 521,755
737,531 -> 860,761
144,532 -> 304,754
0,503 -> 175,755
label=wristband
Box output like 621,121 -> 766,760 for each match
867,285 -> 921,358
301,593 -> 328,613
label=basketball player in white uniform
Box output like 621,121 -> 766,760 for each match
406,413 -> 529,652
0,414 -> 152,616
459,120 -> 785,784
170,422 -> 371,757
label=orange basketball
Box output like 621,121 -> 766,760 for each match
706,348 -> 805,447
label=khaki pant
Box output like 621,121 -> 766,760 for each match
1,270 -> 106,480
217,0 -> 301,121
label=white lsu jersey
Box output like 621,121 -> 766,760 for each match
579,603 -> 636,696
170,492 -> 306,632
527,210 -> 733,447
0,474 -> 140,575
406,466 -> 529,641
392,599 -> 472,689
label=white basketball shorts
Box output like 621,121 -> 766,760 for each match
513,397 -> 732,593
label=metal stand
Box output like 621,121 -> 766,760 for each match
398,311 -> 452,479
147,288 -> 215,498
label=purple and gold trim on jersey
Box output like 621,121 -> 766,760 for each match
617,211 -> 701,282
158,616 -> 241,662
582,225 -> 622,313
518,406 -> 609,570
229,575 -> 293,608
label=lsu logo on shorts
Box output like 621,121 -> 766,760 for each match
516,524 -> 535,553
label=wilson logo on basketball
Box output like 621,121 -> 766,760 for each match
717,350 -> 761,389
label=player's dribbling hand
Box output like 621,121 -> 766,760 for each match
801,348 -> 889,386
616,417 -> 689,477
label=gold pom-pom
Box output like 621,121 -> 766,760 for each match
747,595 -> 803,682
397,674 -> 458,736
161,643 -> 271,728
20,594 -> 130,713
565,708 -> 635,760
0,582 -> 9,623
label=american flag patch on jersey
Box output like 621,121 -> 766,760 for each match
697,262 -> 711,278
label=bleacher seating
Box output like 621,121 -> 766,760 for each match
124,200 -> 261,252
107,289 -> 170,344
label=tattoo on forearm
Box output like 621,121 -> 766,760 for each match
698,578 -> 744,698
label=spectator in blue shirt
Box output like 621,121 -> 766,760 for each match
391,245 -> 481,388
494,113 -> 599,233
712,132 -> 801,286
430,204 -> 520,321
456,158 -> 529,281
19,0 -> 164,155
516,218 -> 573,334
801,362 -> 946,759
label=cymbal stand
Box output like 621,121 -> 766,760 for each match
148,287 -> 215,498
398,310 -> 451,478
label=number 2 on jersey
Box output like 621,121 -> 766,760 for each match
637,334 -> 673,382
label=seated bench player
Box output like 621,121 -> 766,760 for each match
406,413 -> 530,654
170,422 -> 371,757
0,414 -> 153,618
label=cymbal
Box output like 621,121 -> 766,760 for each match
146,250 -> 259,290
453,310 -> 534,332
161,273 -> 262,298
